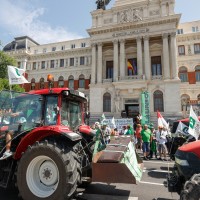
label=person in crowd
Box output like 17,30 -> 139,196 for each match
125,125 -> 134,135
135,124 -> 142,150
149,126 -> 157,159
113,128 -> 119,136
156,126 -> 168,161
122,125 -> 128,135
101,122 -> 111,144
141,124 -> 152,160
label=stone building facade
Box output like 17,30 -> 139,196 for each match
3,0 -> 191,123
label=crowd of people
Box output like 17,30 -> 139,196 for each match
92,112 -> 172,161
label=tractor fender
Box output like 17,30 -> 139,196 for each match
14,125 -> 82,160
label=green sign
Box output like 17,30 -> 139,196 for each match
141,91 -> 150,126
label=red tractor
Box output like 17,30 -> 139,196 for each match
0,86 -> 143,200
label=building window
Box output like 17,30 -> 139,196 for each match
103,93 -> 111,112
195,65 -> 200,82
61,46 -> 65,50
68,75 -> 74,89
52,47 -> 56,51
154,90 -> 164,112
177,29 -> 183,34
192,26 -> 199,33
60,59 -> 64,67
106,61 -> 113,79
80,57 -> 85,65
17,62 -> 21,68
41,61 -> 45,69
43,48 -> 47,53
33,62 -> 36,70
40,78 -> 45,89
50,60 -> 55,68
79,75 -> 85,88
58,76 -> 64,88
194,44 -> 200,54
178,45 -> 185,55
179,66 -> 188,82
34,50 -> 38,54
31,79 -> 36,90
70,58 -> 74,66
151,56 -> 162,76
71,44 -> 75,49
181,94 -> 190,112
127,58 -> 137,76
81,43 -> 86,48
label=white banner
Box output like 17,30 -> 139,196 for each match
7,65 -> 29,85
103,118 -> 133,133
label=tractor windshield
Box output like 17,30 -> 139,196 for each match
0,90 -> 42,132
61,97 -> 82,130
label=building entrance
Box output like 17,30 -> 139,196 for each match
125,104 -> 139,119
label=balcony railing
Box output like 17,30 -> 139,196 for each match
119,75 -> 144,81
151,75 -> 163,80
102,78 -> 113,83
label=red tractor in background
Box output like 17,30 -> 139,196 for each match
0,85 -> 143,200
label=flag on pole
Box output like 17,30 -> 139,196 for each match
157,111 -> 168,128
175,121 -> 189,136
101,113 -> 106,123
188,106 -> 200,140
111,117 -> 116,128
7,65 -> 29,85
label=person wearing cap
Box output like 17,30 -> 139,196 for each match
141,124 -> 152,160
156,126 -> 168,161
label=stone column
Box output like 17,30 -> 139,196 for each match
91,43 -> 97,84
113,39 -> 119,82
162,33 -> 170,79
144,36 -> 151,80
120,39 -> 125,79
21,58 -> 27,70
97,42 -> 103,83
137,36 -> 143,76
170,32 -> 179,79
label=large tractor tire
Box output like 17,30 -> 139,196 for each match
180,174 -> 200,200
17,141 -> 81,200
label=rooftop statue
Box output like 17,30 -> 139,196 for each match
96,0 -> 111,10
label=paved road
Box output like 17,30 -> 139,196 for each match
0,157 -> 179,200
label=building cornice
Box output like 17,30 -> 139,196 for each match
177,32 -> 200,42
87,14 -> 181,36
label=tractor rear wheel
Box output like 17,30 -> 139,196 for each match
180,174 -> 200,200
17,141 -> 80,200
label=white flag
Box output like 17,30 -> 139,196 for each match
188,106 -> 200,140
157,111 -> 169,128
111,117 -> 116,128
175,121 -> 189,136
101,113 -> 106,123
7,65 -> 29,85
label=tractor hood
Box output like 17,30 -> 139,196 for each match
178,140 -> 200,158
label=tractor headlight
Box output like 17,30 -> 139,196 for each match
175,157 -> 189,166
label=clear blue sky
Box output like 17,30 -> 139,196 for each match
0,0 -> 199,47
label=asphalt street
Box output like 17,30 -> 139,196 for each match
0,155 -> 180,200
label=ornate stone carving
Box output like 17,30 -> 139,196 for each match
162,33 -> 169,39
118,8 -> 143,23
170,32 -> 176,37
143,35 -> 149,41
150,10 -> 160,16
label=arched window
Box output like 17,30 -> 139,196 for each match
58,76 -> 64,88
197,94 -> 200,101
179,66 -> 188,82
40,78 -> 45,89
79,74 -> 85,88
31,78 -> 35,90
153,90 -> 164,112
103,93 -> 111,112
195,65 -> 200,82
181,94 -> 190,112
68,75 -> 74,89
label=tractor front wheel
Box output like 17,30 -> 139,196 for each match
17,141 -> 80,200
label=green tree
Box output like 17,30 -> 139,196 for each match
0,50 -> 17,78
0,78 -> 24,92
